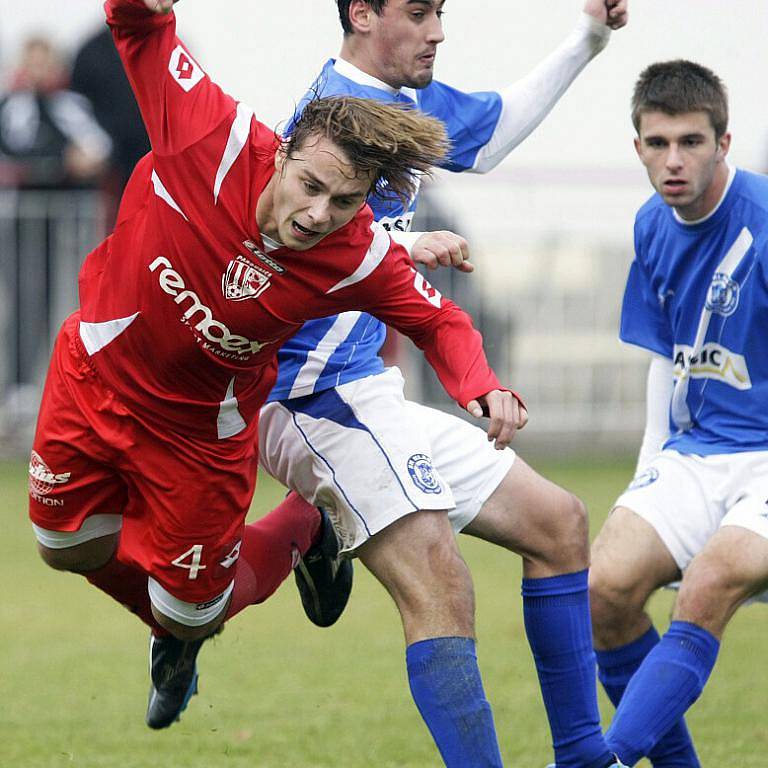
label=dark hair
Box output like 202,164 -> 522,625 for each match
287,95 -> 449,205
336,0 -> 387,35
631,60 -> 728,139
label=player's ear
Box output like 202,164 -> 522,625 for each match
275,140 -> 288,174
716,131 -> 731,160
633,135 -> 642,159
348,0 -> 374,34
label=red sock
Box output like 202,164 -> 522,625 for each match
85,552 -> 167,635
225,492 -> 321,621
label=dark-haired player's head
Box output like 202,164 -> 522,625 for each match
263,95 -> 448,250
336,0 -> 446,89
631,59 -> 728,140
632,60 -> 731,221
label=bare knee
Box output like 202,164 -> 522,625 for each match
544,491 -> 589,570
151,604 -> 226,642
466,460 -> 588,575
393,527 -> 474,624
37,532 -> 119,573
511,489 -> 590,574
674,556 -> 747,636
359,511 -> 475,642
589,561 -> 648,634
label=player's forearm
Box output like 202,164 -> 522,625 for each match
106,0 -> 241,158
402,303 -> 508,410
471,13 -> 610,173
636,354 -> 673,471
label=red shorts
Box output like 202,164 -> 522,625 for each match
30,313 -> 260,604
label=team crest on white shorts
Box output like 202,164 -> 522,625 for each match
407,453 -> 442,494
628,466 -> 659,491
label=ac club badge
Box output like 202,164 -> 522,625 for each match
222,255 -> 272,301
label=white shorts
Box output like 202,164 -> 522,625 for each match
615,448 -> 768,571
258,368 -> 515,553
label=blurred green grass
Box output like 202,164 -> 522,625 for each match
1,457 -> 764,766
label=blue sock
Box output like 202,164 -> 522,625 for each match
406,636 -> 503,768
606,621 -> 719,766
522,570 -> 613,768
596,626 -> 700,768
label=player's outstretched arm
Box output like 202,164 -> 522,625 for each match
106,0 -> 244,158
470,0 -> 628,173
338,230 -> 524,447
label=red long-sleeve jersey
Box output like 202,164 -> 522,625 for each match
79,0 -> 502,443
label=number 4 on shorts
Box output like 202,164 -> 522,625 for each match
172,544 -> 207,580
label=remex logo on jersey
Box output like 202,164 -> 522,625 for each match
149,256 -> 271,358
222,255 -> 271,301
673,343 -> 752,390
29,451 -> 71,502
168,45 -> 205,92
705,272 -> 740,317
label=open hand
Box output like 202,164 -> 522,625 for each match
466,390 -> 528,450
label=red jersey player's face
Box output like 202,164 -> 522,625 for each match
634,110 -> 731,221
266,135 -> 372,250
365,0 -> 446,89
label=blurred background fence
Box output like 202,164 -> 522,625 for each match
405,167 -> 650,457
0,168 -> 650,458
0,189 -> 108,455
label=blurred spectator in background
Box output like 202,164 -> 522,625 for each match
0,36 -> 111,446
71,26 -> 150,203
0,35 -> 111,189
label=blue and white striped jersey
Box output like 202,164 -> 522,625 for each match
267,58 -> 502,401
621,168 -> 768,455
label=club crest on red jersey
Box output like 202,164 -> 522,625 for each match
222,255 -> 272,301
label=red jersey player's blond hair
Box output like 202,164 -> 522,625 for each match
286,95 -> 449,206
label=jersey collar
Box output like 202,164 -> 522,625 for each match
262,233 -> 283,252
332,58 -> 418,103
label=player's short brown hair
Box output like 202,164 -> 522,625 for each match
336,0 -> 387,35
287,95 -> 449,205
631,60 -> 729,139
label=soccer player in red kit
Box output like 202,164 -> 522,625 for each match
29,0 -> 525,729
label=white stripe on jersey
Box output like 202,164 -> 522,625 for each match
671,226 -> 754,430
79,313 -> 140,355
151,169 -> 188,220
217,376 -> 247,439
288,312 -> 362,399
214,102 -> 255,204
327,223 -> 389,294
